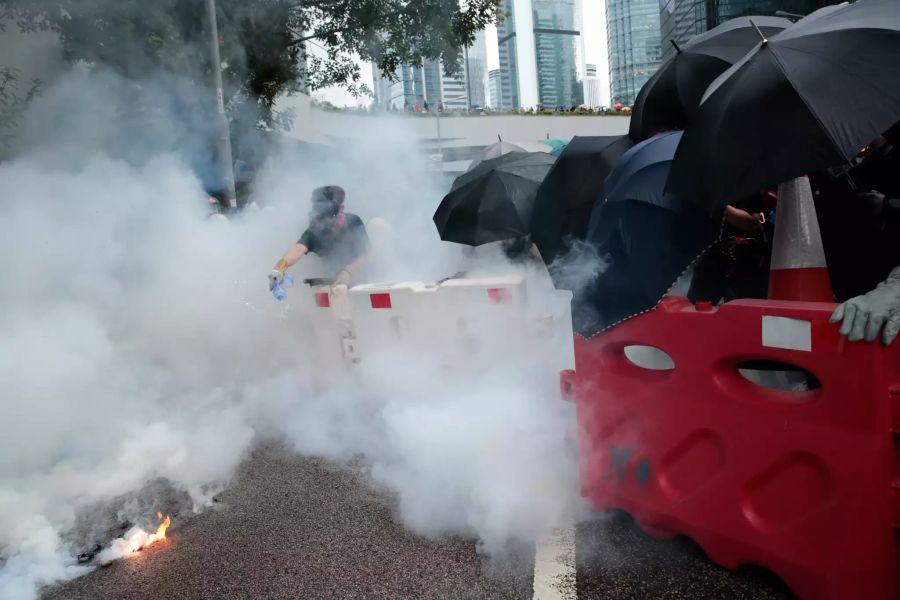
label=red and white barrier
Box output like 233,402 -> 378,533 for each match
306,284 -> 359,365
348,282 -> 429,358
565,296 -> 900,599
345,275 -> 575,372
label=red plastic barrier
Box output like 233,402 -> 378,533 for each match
566,297 -> 900,600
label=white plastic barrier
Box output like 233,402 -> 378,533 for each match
305,284 -> 360,365
348,281 -> 430,358
347,276 -> 576,373
424,276 -> 529,369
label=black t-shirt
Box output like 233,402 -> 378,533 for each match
298,213 -> 370,274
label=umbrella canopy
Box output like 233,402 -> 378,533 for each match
666,0 -> 900,210
530,135 -> 634,263
602,130 -> 689,211
538,139 -> 568,153
576,197 -> 719,336
434,151 -> 557,246
466,139 -> 527,171
629,16 -> 792,142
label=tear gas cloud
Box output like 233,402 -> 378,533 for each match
0,68 -> 584,599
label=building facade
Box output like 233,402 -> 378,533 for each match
583,63 -> 601,109
496,0 -> 585,110
660,1 -> 843,61
465,30 -> 489,109
606,0 -> 661,106
488,69 -> 502,108
497,0 -> 524,109
371,32 -> 489,111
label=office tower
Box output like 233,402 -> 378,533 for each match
606,0 -> 661,105
660,1 -> 843,61
584,63 -> 601,109
489,69 -> 502,108
496,0 -> 585,109
465,30 -> 489,109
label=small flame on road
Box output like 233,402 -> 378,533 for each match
146,512 -> 171,547
97,512 -> 172,565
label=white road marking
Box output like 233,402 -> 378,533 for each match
533,525 -> 577,600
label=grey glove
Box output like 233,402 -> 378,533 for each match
268,269 -> 285,291
830,267 -> 900,345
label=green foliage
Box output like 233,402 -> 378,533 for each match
0,66 -> 41,160
1,0 -> 501,130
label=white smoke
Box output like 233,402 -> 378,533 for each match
0,67 -> 582,600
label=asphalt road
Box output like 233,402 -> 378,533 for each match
575,513 -> 794,600
43,445 -> 532,600
43,444 -> 795,600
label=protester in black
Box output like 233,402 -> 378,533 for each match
268,186 -> 370,290
688,193 -> 776,304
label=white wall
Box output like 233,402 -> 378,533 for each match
279,101 -> 630,146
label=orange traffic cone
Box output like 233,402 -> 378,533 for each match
768,176 -> 833,302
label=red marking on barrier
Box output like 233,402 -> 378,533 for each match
370,293 -> 392,309
560,369 -> 576,402
487,288 -> 511,304
315,292 -> 330,308
567,296 -> 900,600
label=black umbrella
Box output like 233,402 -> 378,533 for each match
433,152 -> 556,246
529,135 -> 633,263
629,16 -> 792,142
666,0 -> 900,211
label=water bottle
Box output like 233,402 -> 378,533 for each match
272,275 -> 294,301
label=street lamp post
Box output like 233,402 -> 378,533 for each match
434,94 -> 467,172
204,0 -> 237,210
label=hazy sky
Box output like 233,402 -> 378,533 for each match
314,0 -> 611,107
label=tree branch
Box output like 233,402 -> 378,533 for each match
287,26 -> 350,47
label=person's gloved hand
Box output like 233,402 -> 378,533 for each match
830,267 -> 900,345
268,269 -> 285,291
334,269 -> 351,286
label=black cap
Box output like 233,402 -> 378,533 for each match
311,185 -> 345,205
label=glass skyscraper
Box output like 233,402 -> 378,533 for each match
660,1 -> 843,61
606,0 -> 661,106
533,0 -> 584,108
497,0 -> 522,109
496,0 -> 584,109
372,33 -> 489,111
489,69 -> 502,108
464,30 -> 489,109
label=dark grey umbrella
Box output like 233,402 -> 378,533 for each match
666,0 -> 900,210
434,152 -> 556,246
629,16 -> 792,142
602,130 -> 688,211
529,135 -> 634,263
576,130 -> 720,335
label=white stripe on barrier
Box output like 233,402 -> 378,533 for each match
762,316 -> 812,352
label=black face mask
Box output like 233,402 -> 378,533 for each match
311,199 -> 340,222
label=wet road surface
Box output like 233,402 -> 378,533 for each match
44,444 -> 794,600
